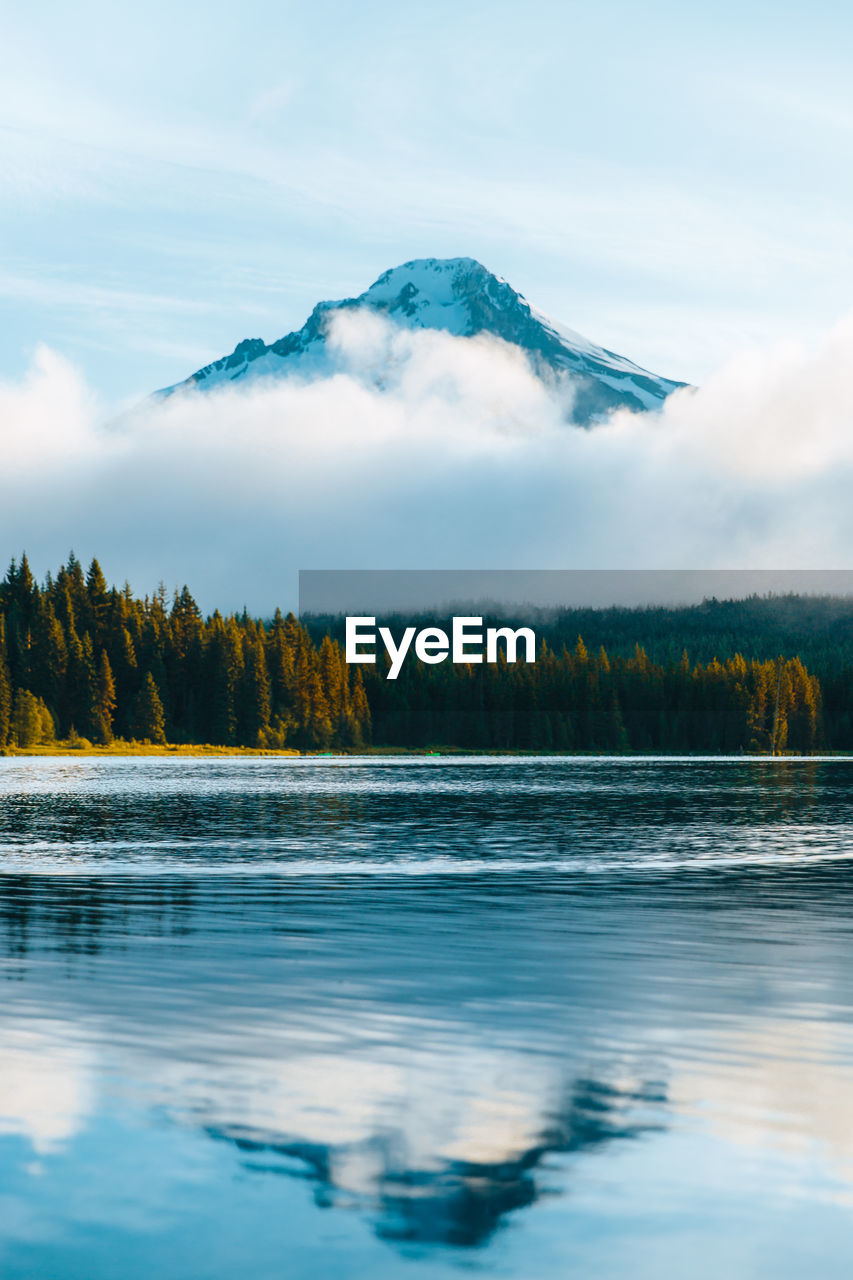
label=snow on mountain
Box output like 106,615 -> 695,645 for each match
157,258 -> 685,423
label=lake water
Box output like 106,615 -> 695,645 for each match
1,756 -> 852,1277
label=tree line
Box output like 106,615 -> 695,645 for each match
0,555 -> 371,750
360,636 -> 822,754
0,555 -> 838,753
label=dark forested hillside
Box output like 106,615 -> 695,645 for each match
0,555 -> 848,753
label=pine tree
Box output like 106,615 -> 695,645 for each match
351,666 -> 371,745
243,634 -> 271,746
31,599 -> 67,714
0,620 -> 11,746
86,558 -> 109,643
91,650 -> 117,745
63,624 -> 92,738
79,633 -> 99,740
37,696 -> 57,744
318,635 -> 347,733
12,690 -> 44,747
167,585 -> 204,738
206,613 -> 243,745
133,672 -> 167,744
62,553 -> 88,632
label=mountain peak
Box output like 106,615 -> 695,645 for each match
158,258 -> 685,423
358,258 -> 523,336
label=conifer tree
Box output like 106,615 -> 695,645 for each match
37,696 -> 57,744
86,558 -> 109,642
133,672 -> 167,744
243,634 -> 271,745
11,690 -> 48,747
79,634 -> 99,740
32,599 -> 67,714
91,651 -> 117,745
0,621 -> 10,747
62,553 -> 88,631
349,666 -> 371,747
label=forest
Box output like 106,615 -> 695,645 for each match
0,554 -> 848,754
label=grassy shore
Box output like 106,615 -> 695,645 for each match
1,742 -> 849,759
1,742 -> 531,758
0,741 -> 301,758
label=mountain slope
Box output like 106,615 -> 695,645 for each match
158,258 -> 686,423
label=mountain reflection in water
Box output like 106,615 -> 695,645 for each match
1,758 -> 853,1279
210,1073 -> 666,1248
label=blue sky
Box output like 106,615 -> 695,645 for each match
2,0 -> 853,400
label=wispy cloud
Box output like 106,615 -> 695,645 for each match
0,269 -> 217,317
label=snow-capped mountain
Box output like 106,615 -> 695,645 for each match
159,258 -> 685,423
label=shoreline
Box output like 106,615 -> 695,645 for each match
1,744 -> 851,760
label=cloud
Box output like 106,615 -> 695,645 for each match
0,344 -> 98,471
0,1021 -> 94,1154
1,311 -> 852,612
648,316 -> 853,482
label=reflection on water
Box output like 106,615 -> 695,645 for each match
1,758 -> 853,1278
208,1073 -> 666,1249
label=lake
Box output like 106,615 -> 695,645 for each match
1,756 -> 852,1277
